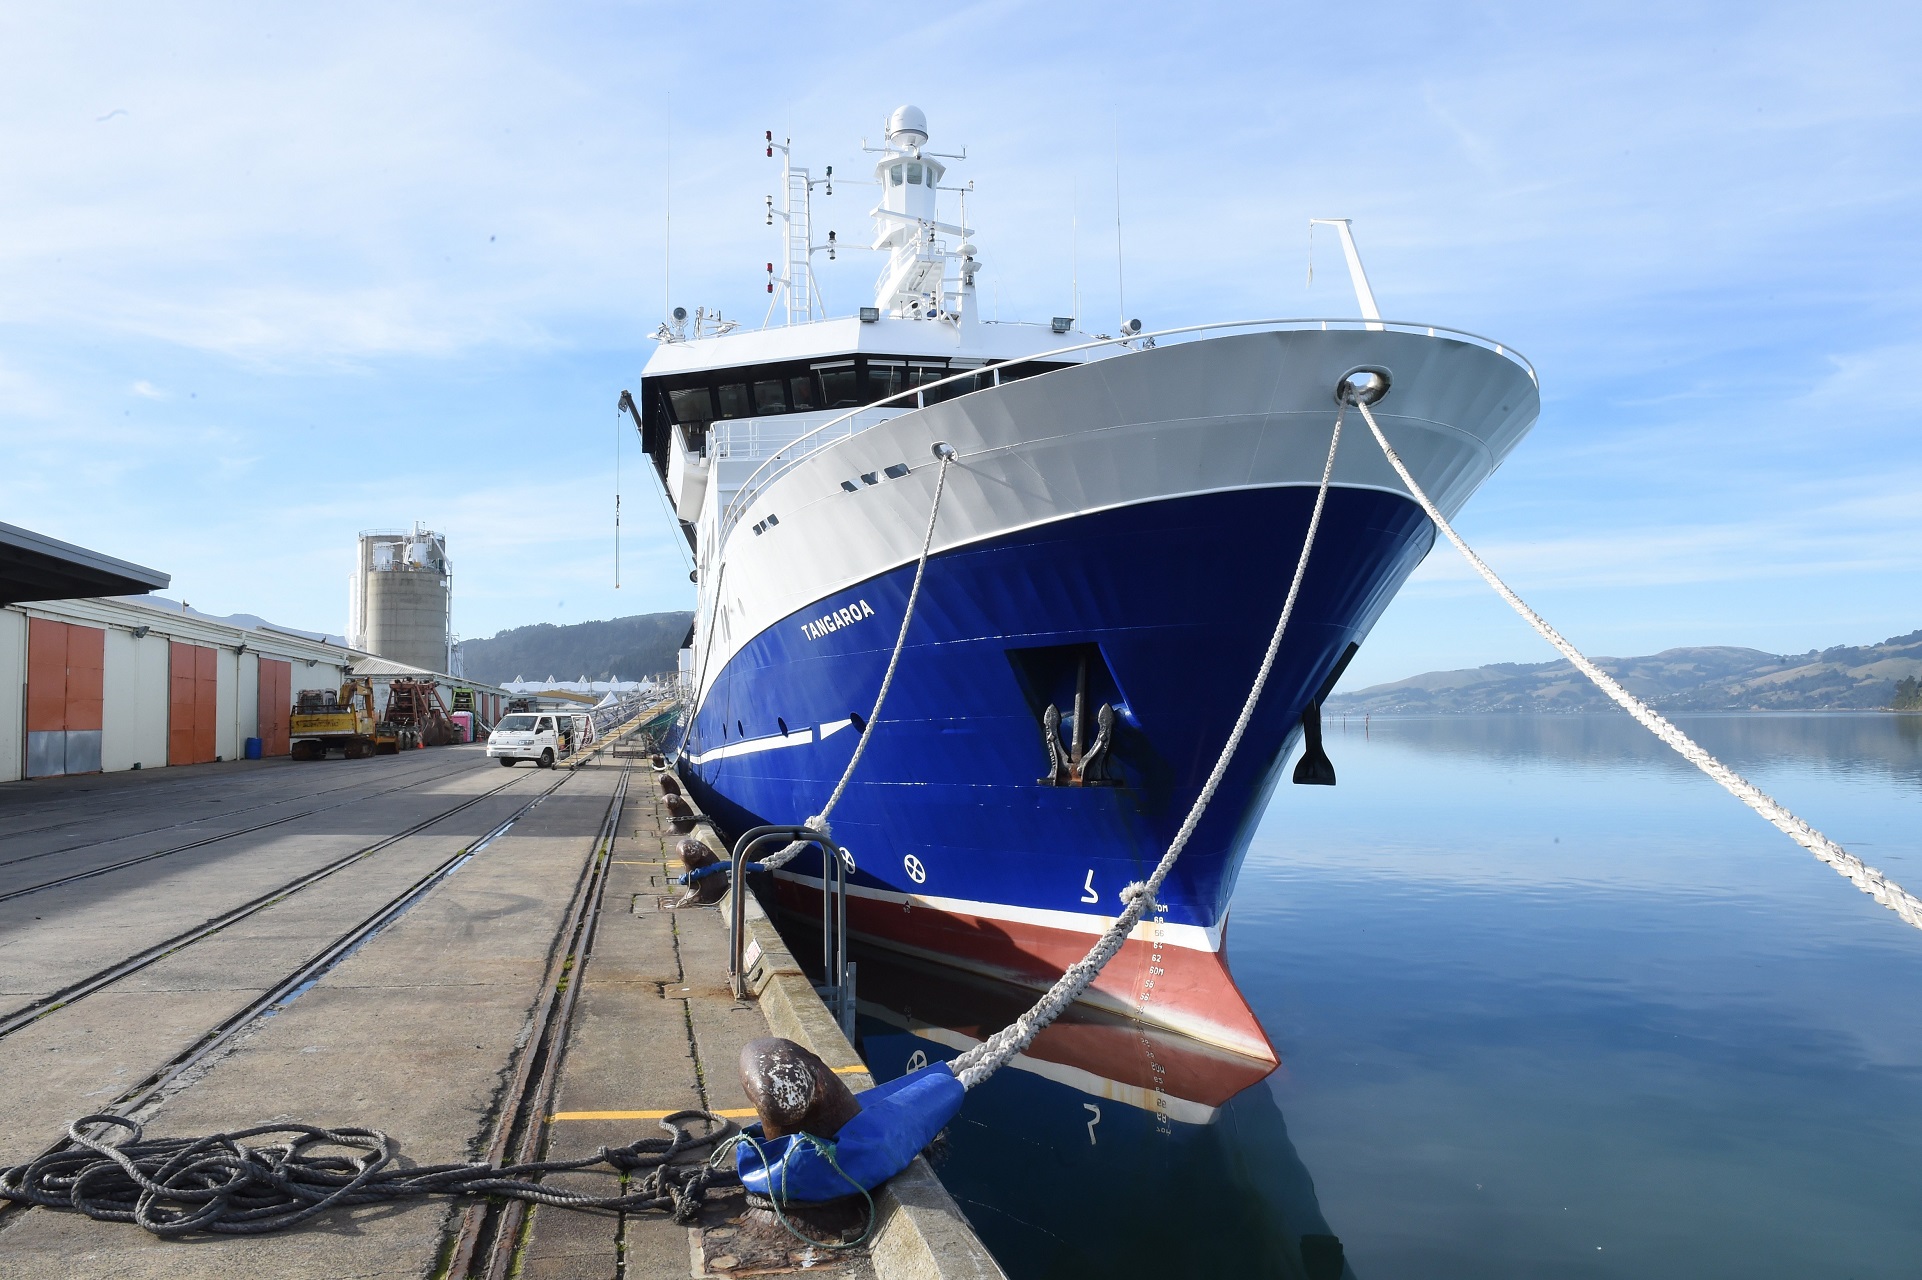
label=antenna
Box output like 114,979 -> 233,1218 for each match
1307,218 -> 1383,330
1113,128 -> 1125,329
614,406 -> 622,589
663,100 -> 672,319
1071,182 -> 1080,328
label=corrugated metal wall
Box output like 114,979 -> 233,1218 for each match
0,612 -> 23,781
102,631 -> 169,771
2,602 -> 497,784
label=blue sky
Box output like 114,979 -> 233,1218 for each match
3,2 -> 1918,687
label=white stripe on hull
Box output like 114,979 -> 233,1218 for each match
776,868 -> 1225,952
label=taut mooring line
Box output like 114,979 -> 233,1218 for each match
758,441 -> 957,871
1351,396 -> 1922,933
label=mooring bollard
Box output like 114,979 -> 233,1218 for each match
733,1038 -> 872,1245
668,836 -> 727,908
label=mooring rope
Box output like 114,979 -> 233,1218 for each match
0,1111 -> 737,1237
1350,397 -> 1922,932
949,405 -> 1348,1090
758,443 -> 957,872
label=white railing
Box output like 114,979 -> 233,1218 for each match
717,316 -> 1537,543
707,407 -> 904,463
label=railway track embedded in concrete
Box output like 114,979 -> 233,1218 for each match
0,765 -> 562,1038
0,761 -> 596,1238
0,755 -> 498,903
445,763 -> 632,1280
0,752 -> 480,873
0,752 -> 476,850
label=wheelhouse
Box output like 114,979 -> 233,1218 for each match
636,352 -> 1070,486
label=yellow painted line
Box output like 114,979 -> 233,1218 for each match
833,1065 -> 868,1075
550,1108 -> 759,1121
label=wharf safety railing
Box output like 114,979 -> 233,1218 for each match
717,315 -> 1537,543
725,824 -> 855,1039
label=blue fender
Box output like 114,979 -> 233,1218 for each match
735,1063 -> 965,1203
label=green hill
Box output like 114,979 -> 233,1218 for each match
460,612 -> 693,685
1325,630 -> 1922,714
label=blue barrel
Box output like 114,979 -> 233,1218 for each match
244,737 -> 263,760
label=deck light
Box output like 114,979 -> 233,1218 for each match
766,130 -> 773,158
1051,316 -> 1074,334
859,306 -> 880,323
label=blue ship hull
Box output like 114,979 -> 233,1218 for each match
681,485 -> 1429,937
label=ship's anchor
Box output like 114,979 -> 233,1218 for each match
1042,654 -> 1117,786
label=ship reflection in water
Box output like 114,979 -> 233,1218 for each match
849,944 -> 1355,1280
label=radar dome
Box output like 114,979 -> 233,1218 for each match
886,104 -> 928,146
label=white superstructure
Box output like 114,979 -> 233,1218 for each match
629,107 -> 1537,725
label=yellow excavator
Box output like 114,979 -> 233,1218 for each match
290,678 -> 397,759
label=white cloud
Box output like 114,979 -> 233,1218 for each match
1,0 -> 1920,654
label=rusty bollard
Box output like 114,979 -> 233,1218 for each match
732,1038 -> 870,1245
666,836 -> 727,909
659,773 -> 683,797
663,791 -> 695,831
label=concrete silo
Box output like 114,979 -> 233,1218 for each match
347,526 -> 454,675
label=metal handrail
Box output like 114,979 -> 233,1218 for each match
716,315 -> 1536,542
725,824 -> 848,1004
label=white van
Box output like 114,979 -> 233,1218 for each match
487,711 -> 593,767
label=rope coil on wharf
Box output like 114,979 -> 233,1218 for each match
0,1111 -> 737,1238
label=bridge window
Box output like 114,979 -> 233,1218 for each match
668,386 -> 715,426
789,376 -> 816,410
906,163 -> 923,186
889,164 -> 904,186
716,383 -> 751,419
815,361 -> 859,408
752,380 -> 787,414
869,360 -> 907,401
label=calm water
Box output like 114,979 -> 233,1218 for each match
853,712 -> 1922,1278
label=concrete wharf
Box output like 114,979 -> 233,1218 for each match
0,724 -> 1001,1279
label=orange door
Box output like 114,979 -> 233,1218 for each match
169,642 -> 198,765
194,645 -> 218,763
66,625 -> 104,735
64,625 -> 103,773
25,619 -> 104,777
25,618 -> 68,777
258,659 -> 291,755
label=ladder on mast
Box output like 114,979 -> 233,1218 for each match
786,166 -> 814,324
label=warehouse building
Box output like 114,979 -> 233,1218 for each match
0,522 -> 507,783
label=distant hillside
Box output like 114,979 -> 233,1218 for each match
460,612 -> 693,685
1325,630 -> 1922,714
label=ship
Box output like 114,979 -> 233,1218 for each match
623,106 -> 1539,1062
